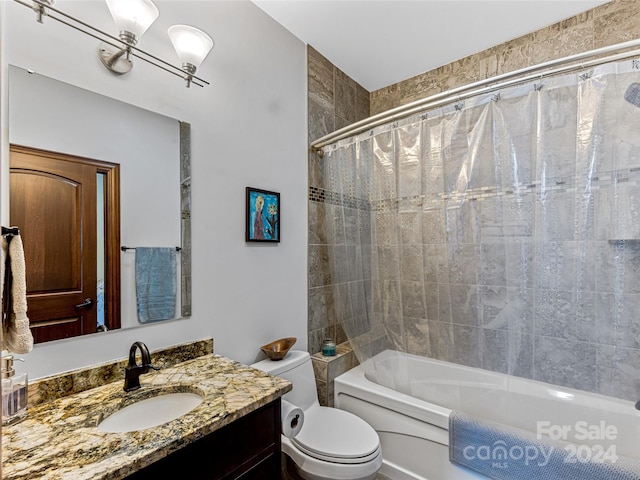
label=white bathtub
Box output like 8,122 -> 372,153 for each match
334,350 -> 640,480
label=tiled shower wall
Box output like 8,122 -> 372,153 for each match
307,46 -> 371,355
307,0 -> 640,399
371,0 -> 640,114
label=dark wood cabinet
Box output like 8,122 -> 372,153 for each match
126,399 -> 281,480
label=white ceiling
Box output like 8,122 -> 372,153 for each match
252,0 -> 610,92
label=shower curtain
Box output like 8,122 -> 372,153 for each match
321,58 -> 640,401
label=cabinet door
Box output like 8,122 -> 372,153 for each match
126,399 -> 281,480
233,454 -> 281,480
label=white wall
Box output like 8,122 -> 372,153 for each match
0,0 -> 308,378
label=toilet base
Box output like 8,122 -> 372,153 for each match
281,437 -> 381,480
282,453 -> 304,480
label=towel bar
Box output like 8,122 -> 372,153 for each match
121,246 -> 182,252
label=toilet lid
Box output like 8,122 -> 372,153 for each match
292,406 -> 380,463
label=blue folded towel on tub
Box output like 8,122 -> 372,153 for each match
135,247 -> 177,323
449,411 -> 640,480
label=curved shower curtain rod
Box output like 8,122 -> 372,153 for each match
311,38 -> 640,152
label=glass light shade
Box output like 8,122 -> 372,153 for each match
105,0 -> 159,41
168,25 -> 214,69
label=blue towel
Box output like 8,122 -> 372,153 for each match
449,411 -> 640,480
135,247 -> 176,323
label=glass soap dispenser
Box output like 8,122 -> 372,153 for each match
1,353 -> 28,425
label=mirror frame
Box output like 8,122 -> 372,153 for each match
179,121 -> 191,317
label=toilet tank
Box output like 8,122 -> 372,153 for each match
251,350 -> 319,411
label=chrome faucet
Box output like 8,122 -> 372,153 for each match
124,341 -> 159,392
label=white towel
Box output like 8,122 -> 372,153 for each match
2,234 -> 33,354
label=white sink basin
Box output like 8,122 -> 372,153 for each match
98,392 -> 203,433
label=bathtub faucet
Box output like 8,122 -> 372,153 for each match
124,341 -> 160,392
636,400 -> 640,411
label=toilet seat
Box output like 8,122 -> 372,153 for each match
292,406 -> 381,464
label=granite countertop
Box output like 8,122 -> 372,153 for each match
2,353 -> 291,480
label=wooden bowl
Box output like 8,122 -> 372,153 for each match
260,337 -> 297,360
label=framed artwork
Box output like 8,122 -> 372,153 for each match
246,187 -> 280,242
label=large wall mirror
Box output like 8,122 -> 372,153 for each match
7,65 -> 191,343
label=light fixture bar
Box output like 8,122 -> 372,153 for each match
15,0 -> 210,86
25,5 -> 202,84
131,50 -> 205,87
51,13 -> 204,87
42,13 -> 204,86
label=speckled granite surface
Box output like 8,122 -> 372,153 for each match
3,353 -> 292,480
28,338 -> 214,407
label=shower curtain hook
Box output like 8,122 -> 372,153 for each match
534,72 -> 545,91
580,62 -> 588,75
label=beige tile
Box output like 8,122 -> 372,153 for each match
308,326 -> 336,355
315,378 -> 328,406
594,1 -> 640,47
478,53 -> 499,81
592,0 -> 635,19
308,53 -> 334,107
494,45 -> 532,77
371,84 -> 401,115
335,69 -> 356,123
530,22 -> 594,66
356,91 -> 371,122
308,244 -> 331,287
355,81 -> 369,99
308,200 -> 327,245
528,12 -> 591,45
328,351 -> 356,382
327,379 -> 335,407
335,114 -> 353,131
311,354 -> 328,381
443,55 -> 482,92
336,322 -> 348,344
307,45 -> 334,96
308,95 -> 334,144
308,152 -> 324,190
309,286 -> 337,331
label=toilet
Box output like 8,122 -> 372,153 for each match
252,350 -> 382,480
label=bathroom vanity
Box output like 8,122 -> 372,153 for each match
125,400 -> 282,479
1,341 -> 291,480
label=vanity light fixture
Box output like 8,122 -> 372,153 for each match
99,0 -> 159,75
31,0 -> 53,23
168,25 -> 214,88
15,0 -> 213,88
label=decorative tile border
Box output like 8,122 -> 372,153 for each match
309,185 -> 370,210
310,167 -> 640,212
